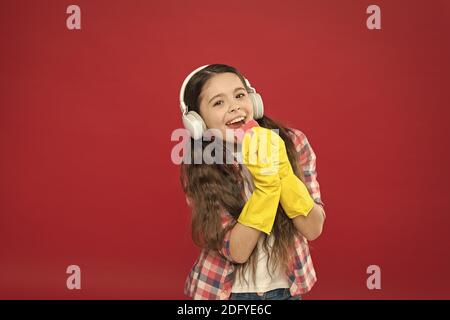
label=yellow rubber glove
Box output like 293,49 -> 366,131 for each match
237,126 -> 282,235
277,135 -> 315,218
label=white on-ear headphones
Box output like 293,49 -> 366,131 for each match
179,64 -> 264,140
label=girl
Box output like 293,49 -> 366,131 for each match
179,64 -> 326,300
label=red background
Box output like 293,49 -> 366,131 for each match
1,0 -> 449,299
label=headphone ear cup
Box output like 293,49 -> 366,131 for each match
248,92 -> 264,119
182,111 -> 206,140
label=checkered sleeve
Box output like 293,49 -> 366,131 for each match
289,129 -> 326,217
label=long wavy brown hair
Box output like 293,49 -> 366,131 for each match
180,64 -> 306,286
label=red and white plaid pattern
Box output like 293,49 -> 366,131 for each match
184,128 -> 325,300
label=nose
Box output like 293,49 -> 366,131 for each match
229,104 -> 240,113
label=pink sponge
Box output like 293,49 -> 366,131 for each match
234,119 -> 259,142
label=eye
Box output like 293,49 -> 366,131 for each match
213,93 -> 246,106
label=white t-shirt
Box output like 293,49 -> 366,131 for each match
231,233 -> 290,293
231,159 -> 290,294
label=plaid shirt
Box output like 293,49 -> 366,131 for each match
184,128 -> 325,300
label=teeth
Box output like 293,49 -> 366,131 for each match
227,116 -> 245,125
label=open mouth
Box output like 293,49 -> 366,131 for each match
226,116 -> 246,129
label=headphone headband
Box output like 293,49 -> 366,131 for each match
179,64 -> 210,115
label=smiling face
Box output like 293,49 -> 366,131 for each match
198,72 -> 254,143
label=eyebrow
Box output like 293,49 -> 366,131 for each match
208,87 -> 246,104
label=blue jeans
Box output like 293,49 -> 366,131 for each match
229,288 -> 302,300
